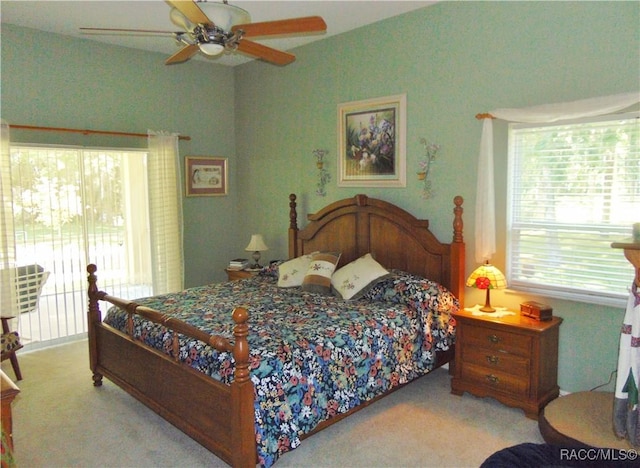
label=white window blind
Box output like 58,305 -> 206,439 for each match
507,112 -> 639,306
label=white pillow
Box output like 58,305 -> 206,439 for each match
277,252 -> 319,287
331,253 -> 390,300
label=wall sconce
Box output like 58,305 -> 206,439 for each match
313,149 -> 331,197
418,139 -> 441,199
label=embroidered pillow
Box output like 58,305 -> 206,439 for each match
277,252 -> 319,287
331,253 -> 390,300
301,252 -> 341,295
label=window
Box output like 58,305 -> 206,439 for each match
507,112 -> 639,307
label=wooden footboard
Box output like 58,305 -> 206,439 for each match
87,265 -> 256,468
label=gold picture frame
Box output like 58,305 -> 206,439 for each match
185,156 -> 228,196
337,94 -> 407,187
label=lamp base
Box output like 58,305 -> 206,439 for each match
480,289 -> 496,312
250,251 -> 261,269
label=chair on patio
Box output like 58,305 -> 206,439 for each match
1,264 -> 49,380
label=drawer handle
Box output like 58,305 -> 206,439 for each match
488,334 -> 500,343
486,355 -> 499,365
485,374 -> 499,384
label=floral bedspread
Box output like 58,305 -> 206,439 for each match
103,269 -> 458,467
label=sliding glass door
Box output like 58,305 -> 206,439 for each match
10,145 -> 152,348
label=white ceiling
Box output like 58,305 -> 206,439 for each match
1,0 -> 435,66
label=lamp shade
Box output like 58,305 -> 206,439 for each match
466,262 -> 507,312
169,3 -> 251,32
199,42 -> 225,56
466,263 -> 507,290
245,234 -> 268,252
198,2 -> 251,31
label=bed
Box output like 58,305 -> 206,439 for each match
87,193 -> 465,467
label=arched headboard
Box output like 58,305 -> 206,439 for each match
288,194 -> 465,304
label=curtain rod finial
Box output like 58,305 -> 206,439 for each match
475,113 -> 496,120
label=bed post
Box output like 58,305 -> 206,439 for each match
230,307 -> 257,468
288,193 -> 298,259
450,196 -> 465,307
86,264 -> 103,387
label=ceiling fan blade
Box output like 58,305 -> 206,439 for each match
80,27 -> 179,35
236,40 -> 295,66
165,44 -> 200,65
165,0 -> 211,25
232,16 -> 327,38
169,7 -> 195,31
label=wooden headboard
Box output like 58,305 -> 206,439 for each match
287,194 -> 465,304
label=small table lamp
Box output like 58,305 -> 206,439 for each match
245,234 -> 268,269
466,261 -> 507,312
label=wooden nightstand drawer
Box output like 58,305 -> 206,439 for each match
461,346 -> 530,377
451,308 -> 563,419
463,324 -> 531,357
461,363 -> 529,396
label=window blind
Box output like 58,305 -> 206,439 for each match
507,112 -> 639,306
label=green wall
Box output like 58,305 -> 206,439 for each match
1,22 -> 238,288
233,1 -> 639,393
2,1 -> 639,392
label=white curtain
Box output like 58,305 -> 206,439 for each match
0,120 -> 17,316
474,91 -> 640,264
147,130 -> 184,294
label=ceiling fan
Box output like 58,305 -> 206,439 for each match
80,0 -> 327,66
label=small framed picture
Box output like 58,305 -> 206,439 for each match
337,93 -> 407,187
185,156 -> 227,197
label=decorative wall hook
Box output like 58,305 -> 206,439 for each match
313,149 -> 331,196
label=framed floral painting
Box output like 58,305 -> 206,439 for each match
185,156 -> 227,196
337,94 -> 406,187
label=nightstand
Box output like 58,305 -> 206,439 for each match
225,269 -> 257,281
451,308 -> 562,419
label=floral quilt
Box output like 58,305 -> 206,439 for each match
103,269 -> 458,467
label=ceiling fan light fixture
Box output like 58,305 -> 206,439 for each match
198,42 -> 225,56
197,1 -> 251,30
83,1 -> 326,66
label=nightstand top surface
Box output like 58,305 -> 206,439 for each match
453,307 -> 562,331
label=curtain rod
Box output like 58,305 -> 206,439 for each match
9,124 -> 191,141
475,113 -> 496,120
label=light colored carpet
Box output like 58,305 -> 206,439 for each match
3,339 -> 544,467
